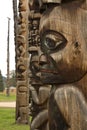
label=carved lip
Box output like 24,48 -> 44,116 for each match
40,69 -> 58,74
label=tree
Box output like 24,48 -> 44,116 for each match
0,70 -> 4,92
9,70 -> 16,87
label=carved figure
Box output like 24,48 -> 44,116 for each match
29,85 -> 50,130
28,10 -> 51,130
38,1 -> 87,130
29,0 -> 87,130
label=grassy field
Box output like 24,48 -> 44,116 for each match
0,93 -> 16,102
0,93 -> 30,130
0,108 -> 30,130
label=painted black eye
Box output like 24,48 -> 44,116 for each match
41,30 -> 67,51
43,33 -> 66,50
45,37 -> 56,49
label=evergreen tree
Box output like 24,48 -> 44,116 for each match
0,70 -> 4,92
9,70 -> 16,87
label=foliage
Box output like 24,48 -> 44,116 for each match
0,93 -> 16,102
4,70 -> 16,88
0,70 -> 4,92
3,76 -> 7,88
0,108 -> 30,130
9,70 -> 16,87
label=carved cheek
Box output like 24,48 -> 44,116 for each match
50,52 -> 63,63
50,42 -> 71,67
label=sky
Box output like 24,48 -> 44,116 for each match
0,0 -> 15,76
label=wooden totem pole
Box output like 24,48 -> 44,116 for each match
28,1 -> 51,130
29,0 -> 87,130
15,0 -> 29,124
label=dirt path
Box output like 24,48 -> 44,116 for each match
0,102 -> 16,108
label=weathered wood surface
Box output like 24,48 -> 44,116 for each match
39,0 -> 62,5
15,0 -> 29,124
29,0 -> 87,130
28,6 -> 51,130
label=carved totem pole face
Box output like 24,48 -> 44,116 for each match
39,2 -> 87,84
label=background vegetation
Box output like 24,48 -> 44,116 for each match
0,70 -> 16,93
0,93 -> 16,102
0,70 -> 4,92
0,108 -> 30,130
0,72 -> 30,130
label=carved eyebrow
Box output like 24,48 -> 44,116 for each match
40,19 -> 77,36
41,30 -> 67,41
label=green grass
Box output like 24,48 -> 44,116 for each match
0,93 -> 16,102
0,108 -> 30,130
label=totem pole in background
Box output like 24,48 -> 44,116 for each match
29,0 -> 87,130
15,0 -> 29,124
28,1 -> 51,130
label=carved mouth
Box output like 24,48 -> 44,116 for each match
40,69 -> 58,74
40,73 -> 64,84
39,69 -> 64,84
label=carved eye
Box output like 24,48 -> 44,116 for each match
45,37 -> 63,50
41,30 -> 67,51
45,37 -> 56,49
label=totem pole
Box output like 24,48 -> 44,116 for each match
15,0 -> 29,124
28,1 -> 51,130
29,0 -> 87,130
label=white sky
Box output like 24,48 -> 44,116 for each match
0,0 -> 15,76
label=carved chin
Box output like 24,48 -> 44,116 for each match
40,71 -> 87,84
40,73 -> 64,84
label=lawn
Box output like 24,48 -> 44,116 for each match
0,93 -> 16,102
0,108 -> 30,130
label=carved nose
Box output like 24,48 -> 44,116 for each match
39,54 -> 48,65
